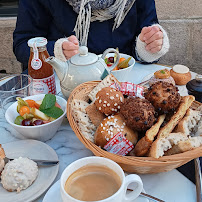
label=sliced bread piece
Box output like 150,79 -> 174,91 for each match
133,114 -> 166,157
71,99 -> 90,113
165,136 -> 202,155
149,132 -> 188,158
157,95 -> 195,139
71,99 -> 96,142
88,74 -> 120,102
174,109 -> 201,135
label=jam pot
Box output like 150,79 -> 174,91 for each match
186,74 -> 202,103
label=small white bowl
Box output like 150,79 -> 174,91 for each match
5,94 -> 67,142
105,53 -> 135,82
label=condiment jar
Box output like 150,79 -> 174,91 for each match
28,37 -> 56,95
186,74 -> 202,103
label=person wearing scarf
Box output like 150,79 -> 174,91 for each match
13,0 -> 169,70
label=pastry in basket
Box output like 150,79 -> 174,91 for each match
86,102 -> 106,127
94,87 -> 124,116
170,64 -> 191,85
120,97 -> 156,131
149,95 -> 196,158
144,81 -> 181,113
174,108 -> 201,135
88,74 -> 120,102
165,136 -> 202,155
1,157 -> 38,192
157,95 -> 195,139
149,132 -> 188,158
71,99 -> 96,142
94,114 -> 138,148
132,114 -> 166,157
0,144 -> 5,174
149,69 -> 175,86
163,106 -> 202,155
195,106 -> 202,136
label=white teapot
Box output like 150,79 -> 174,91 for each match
46,46 -> 120,98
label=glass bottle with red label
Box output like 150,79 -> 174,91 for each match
28,37 -> 56,95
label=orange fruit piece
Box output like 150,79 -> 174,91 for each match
119,57 -> 125,63
19,106 -> 30,116
26,100 -> 40,109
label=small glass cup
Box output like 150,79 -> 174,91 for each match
0,74 -> 33,113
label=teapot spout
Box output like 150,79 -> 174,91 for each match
45,57 -> 68,82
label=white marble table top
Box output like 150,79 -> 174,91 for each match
0,63 -> 198,202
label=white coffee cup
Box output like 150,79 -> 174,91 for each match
60,156 -> 143,202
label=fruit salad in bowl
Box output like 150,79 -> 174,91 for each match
104,53 -> 135,82
14,94 -> 64,126
5,94 -> 67,142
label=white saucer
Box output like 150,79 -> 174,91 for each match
43,180 -> 149,202
0,140 -> 59,202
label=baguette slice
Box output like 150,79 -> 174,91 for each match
134,114 -> 166,156
174,109 -> 201,135
165,136 -> 202,155
157,95 -> 195,139
149,133 -> 188,158
88,74 -> 120,102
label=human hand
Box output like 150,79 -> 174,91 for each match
139,26 -> 163,53
62,35 -> 79,59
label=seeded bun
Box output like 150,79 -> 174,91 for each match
170,65 -> 191,85
94,87 -> 124,116
94,114 -> 138,148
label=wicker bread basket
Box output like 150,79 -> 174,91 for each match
67,81 -> 202,174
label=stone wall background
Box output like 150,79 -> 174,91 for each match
156,0 -> 202,74
0,0 -> 201,74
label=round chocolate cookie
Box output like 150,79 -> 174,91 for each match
144,81 -> 181,113
95,87 -> 124,116
120,97 -> 156,131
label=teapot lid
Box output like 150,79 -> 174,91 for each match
70,46 -> 98,66
186,74 -> 202,93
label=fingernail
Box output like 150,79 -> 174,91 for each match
73,40 -> 78,44
143,37 -> 146,41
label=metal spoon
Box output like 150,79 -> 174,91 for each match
127,188 -> 165,202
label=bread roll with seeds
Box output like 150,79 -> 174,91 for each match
94,114 -> 138,148
94,87 -> 124,116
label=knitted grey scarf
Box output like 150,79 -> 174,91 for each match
66,0 -> 136,45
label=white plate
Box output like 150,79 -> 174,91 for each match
142,72 -> 196,96
43,180 -> 149,202
0,140 -> 59,202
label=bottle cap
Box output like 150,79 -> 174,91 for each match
28,37 -> 47,48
